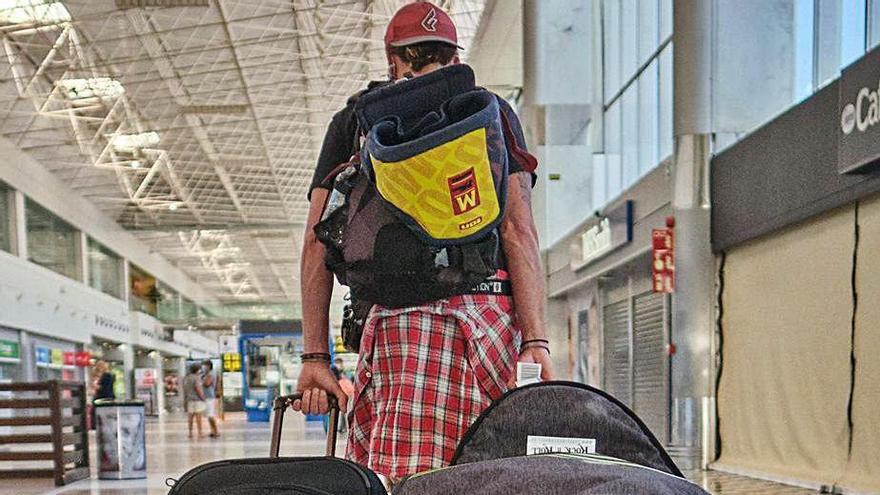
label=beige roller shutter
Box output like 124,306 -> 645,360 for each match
715,205 -> 853,486
632,291 -> 669,445
603,300 -> 631,406
840,195 -> 880,493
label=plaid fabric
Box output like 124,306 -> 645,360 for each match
345,276 -> 520,480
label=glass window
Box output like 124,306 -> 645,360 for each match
26,199 -> 79,280
87,238 -> 122,299
181,297 -> 198,319
604,100 -> 622,194
621,87 -> 639,187
620,0 -> 638,84
130,264 -> 158,316
638,0 -> 659,64
841,0 -> 868,68
660,0 -> 673,40
659,46 -> 673,160
638,60 -> 660,176
816,0 -> 867,86
794,0 -> 815,100
157,284 -> 180,322
0,182 -> 11,254
603,0 -> 622,104
871,0 -> 880,48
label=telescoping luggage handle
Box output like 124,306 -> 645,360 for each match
270,393 -> 339,458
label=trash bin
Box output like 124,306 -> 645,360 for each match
94,399 -> 147,480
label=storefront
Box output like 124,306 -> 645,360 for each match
0,327 -> 21,382
28,333 -> 83,383
238,320 -> 303,422
546,163 -> 675,450
710,46 -> 880,493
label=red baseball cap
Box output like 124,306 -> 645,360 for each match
384,1 -> 463,50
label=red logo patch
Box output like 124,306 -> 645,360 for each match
448,168 -> 481,215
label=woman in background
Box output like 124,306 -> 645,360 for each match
90,361 -> 115,429
183,363 -> 206,439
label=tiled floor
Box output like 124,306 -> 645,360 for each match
4,413 -> 818,495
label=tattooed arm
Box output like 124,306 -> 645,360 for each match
500,171 -> 553,381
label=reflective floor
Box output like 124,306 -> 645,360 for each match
5,413 -> 817,495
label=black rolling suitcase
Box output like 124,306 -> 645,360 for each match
167,394 -> 387,495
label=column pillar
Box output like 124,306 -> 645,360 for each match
671,0 -> 716,470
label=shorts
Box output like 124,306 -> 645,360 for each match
188,400 -> 206,414
204,398 -> 217,418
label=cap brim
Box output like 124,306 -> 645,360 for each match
388,36 -> 464,50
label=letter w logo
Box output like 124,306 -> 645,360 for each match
448,168 -> 481,215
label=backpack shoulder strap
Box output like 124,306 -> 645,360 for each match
495,96 -> 538,174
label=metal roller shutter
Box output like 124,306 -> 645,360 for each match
602,300 -> 631,406
632,291 -> 669,445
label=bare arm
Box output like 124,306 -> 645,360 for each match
294,187 -> 348,414
501,172 -> 547,341
501,172 -> 553,381
301,188 -> 334,354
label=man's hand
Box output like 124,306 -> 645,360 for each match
291,362 -> 349,415
507,347 -> 554,388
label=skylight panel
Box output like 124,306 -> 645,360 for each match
58,78 -> 125,100
0,0 -> 71,25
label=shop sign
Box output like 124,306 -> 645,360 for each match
135,368 -> 157,388
576,201 -> 633,268
839,45 -> 880,173
75,351 -> 92,367
222,352 -> 242,372
0,339 -> 19,360
35,347 -> 50,365
50,349 -> 63,366
63,351 -> 76,366
651,218 -> 675,294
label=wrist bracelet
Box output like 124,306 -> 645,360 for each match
522,338 -> 549,346
300,352 -> 331,363
521,342 -> 551,355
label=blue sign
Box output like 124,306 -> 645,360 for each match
35,347 -> 50,365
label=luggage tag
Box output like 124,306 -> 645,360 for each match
516,362 -> 542,387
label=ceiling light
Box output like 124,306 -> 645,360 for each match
168,203 -> 180,211
116,0 -> 209,7
130,160 -> 142,169
58,78 -> 125,100
0,0 -> 72,25
110,132 -> 160,152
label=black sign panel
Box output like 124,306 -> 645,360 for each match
839,45 -> 880,174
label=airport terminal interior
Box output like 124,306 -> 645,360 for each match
0,0 -> 879,494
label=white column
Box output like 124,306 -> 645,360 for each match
12,190 -> 26,259
671,0 -> 716,470
522,0 -> 595,249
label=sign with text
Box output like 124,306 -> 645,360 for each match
839,45 -> 880,173
35,347 -> 50,365
222,353 -> 242,372
75,351 -> 92,367
652,227 -> 675,293
0,340 -> 19,360
576,201 -> 633,268
526,435 -> 597,455
50,349 -> 63,366
63,351 -> 76,366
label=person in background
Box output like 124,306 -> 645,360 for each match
183,363 -> 206,439
90,360 -> 115,429
334,357 -> 353,381
201,360 -> 220,438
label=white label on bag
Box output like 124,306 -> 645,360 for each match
526,435 -> 597,455
516,362 -> 542,387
